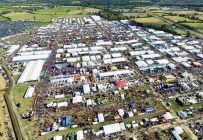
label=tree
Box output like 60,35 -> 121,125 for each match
186,31 -> 191,37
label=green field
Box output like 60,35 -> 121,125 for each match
146,8 -> 203,37
0,48 -> 6,90
183,23 -> 203,33
169,28 -> 187,35
134,17 -> 167,26
164,16 -> 198,22
34,6 -> 81,16
197,14 -> 203,20
4,12 -> 53,22
153,12 -> 170,16
122,12 -> 147,18
172,10 -> 201,15
151,9 -> 203,15
0,48 -> 5,64
13,83 -> 40,139
0,15 -> 9,21
168,100 -> 203,112
2,6 -> 99,22
14,83 -> 33,115
3,6 -> 82,22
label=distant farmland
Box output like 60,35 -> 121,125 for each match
2,6 -> 100,23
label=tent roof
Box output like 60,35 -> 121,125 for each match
103,123 -> 121,135
115,80 -> 126,87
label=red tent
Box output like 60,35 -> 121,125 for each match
160,118 -> 167,123
115,80 -> 126,87
114,114 -> 121,120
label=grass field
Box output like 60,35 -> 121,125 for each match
168,100 -> 203,112
0,16 -> 9,22
122,12 -> 147,18
197,14 -> 203,20
3,6 -> 82,22
183,23 -> 203,33
0,48 -> 4,65
172,10 -> 200,15
34,6 -> 81,14
134,17 -> 167,26
3,6 -> 99,22
13,83 -> 38,139
0,7 -> 14,14
151,8 -> 203,18
147,8 -> 203,37
13,74 -> 20,83
66,10 -> 83,17
33,6 -> 82,18
14,83 -> 33,115
169,28 -> 187,35
153,12 -> 170,16
151,9 -> 202,15
4,12 -> 53,22
164,16 -> 198,22
82,7 -> 100,13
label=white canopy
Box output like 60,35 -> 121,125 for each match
73,96 -> 83,104
103,123 -> 121,135
24,86 -> 35,98
77,130 -> 84,140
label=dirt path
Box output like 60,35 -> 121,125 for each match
0,91 -> 15,140
0,74 -> 6,90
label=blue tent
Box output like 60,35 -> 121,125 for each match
152,44 -> 165,49
61,115 -> 70,127
65,115 -> 69,126
129,100 -> 136,108
145,107 -> 155,113
61,119 -> 66,127
148,67 -> 154,73
0,44 -> 4,48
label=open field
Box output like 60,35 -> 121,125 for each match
2,6 -> 100,22
168,100 -> 203,112
3,6 -> 82,22
14,84 -> 33,115
183,23 -> 203,33
146,8 -> 203,37
151,9 -> 203,15
169,27 -> 187,35
34,6 -> 81,15
152,12 -> 170,16
197,14 -> 203,20
134,17 -> 167,26
82,7 -> 100,13
0,48 -> 5,65
13,75 -> 20,83
122,12 -> 147,18
4,12 -> 53,22
13,83 -> 37,139
0,7 -> 15,14
0,16 -> 9,22
171,10 -> 201,15
164,16 -> 198,22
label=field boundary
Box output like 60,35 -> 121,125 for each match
2,65 -> 26,140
